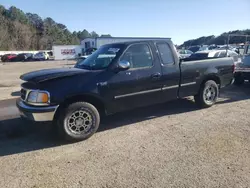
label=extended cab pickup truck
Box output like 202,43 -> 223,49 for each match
17,39 -> 235,141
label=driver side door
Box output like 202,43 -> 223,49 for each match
105,42 -> 163,113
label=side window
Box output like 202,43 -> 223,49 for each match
156,43 -> 174,65
120,43 -> 153,69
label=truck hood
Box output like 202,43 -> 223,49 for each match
20,68 -> 87,83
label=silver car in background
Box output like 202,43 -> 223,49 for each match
178,49 -> 193,59
182,49 -> 241,64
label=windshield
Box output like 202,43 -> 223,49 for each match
75,44 -> 124,70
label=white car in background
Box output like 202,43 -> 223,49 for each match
178,49 -> 193,59
183,50 -> 241,64
33,52 -> 50,61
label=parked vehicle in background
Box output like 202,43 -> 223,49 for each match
52,45 -> 84,60
10,53 -> 34,62
188,46 -> 209,53
83,48 -> 97,55
188,46 -> 200,53
26,53 -> 35,61
208,45 -> 218,50
178,49 -> 193,59
182,50 -> 240,63
75,55 -> 88,66
17,39 -> 235,142
218,45 -> 237,52
234,43 -> 250,85
33,52 -> 49,61
47,51 -> 53,57
1,53 -> 16,62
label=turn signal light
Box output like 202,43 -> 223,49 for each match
37,92 -> 49,103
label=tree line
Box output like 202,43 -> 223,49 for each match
180,29 -> 250,48
0,5 -> 111,50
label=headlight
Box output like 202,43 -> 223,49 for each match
27,90 -> 50,104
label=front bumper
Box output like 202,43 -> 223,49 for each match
16,99 -> 59,122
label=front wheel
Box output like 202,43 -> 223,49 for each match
57,102 -> 100,142
194,80 -> 219,108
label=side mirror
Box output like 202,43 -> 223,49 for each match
118,60 -> 130,71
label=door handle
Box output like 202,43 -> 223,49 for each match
151,72 -> 161,79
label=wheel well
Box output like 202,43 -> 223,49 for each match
53,94 -> 106,122
201,75 -> 221,88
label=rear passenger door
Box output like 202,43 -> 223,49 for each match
156,42 -> 180,101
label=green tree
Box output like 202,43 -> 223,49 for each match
0,3 -> 104,50
7,6 -> 29,24
100,34 -> 112,37
90,31 -> 99,38
26,13 -> 43,30
77,29 -> 91,40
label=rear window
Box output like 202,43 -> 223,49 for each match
156,42 -> 174,65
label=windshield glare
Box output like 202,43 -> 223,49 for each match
75,44 -> 123,70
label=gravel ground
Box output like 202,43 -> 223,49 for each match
0,85 -> 249,188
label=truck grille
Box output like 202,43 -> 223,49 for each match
20,88 -> 27,100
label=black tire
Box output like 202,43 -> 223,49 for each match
56,102 -> 100,142
194,80 -> 219,108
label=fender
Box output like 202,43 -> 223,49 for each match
197,67 -> 220,86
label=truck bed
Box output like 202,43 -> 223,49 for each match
179,57 -> 234,97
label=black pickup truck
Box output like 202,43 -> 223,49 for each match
17,39 -> 235,141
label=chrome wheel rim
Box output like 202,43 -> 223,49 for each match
67,110 -> 93,134
203,85 -> 216,104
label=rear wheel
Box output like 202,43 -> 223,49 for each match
57,102 -> 100,142
194,80 -> 219,108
